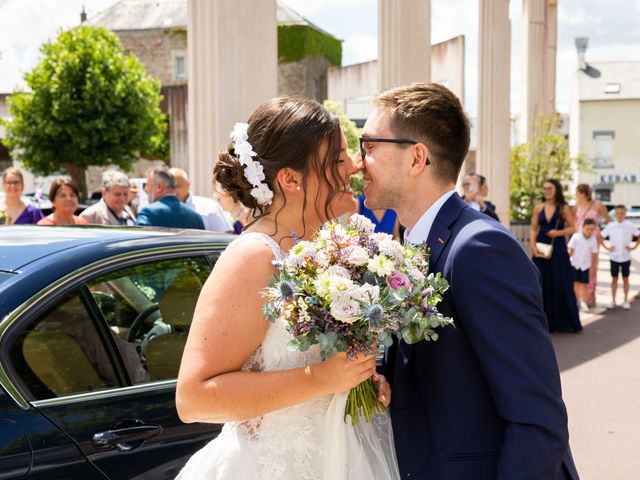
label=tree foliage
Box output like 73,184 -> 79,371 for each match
323,100 -> 360,155
323,100 -> 364,196
510,114 -> 592,222
278,25 -> 342,66
1,26 -> 168,195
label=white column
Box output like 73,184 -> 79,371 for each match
544,0 -> 557,116
521,0 -> 547,142
477,0 -> 511,225
187,0 -> 278,197
378,0 -> 431,91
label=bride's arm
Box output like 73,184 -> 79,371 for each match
176,240 -> 376,424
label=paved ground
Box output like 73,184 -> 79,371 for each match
552,248 -> 640,479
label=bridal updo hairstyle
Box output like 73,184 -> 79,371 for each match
214,97 -> 343,226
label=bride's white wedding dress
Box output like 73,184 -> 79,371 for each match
176,233 -> 400,480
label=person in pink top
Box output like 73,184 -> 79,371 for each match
573,184 -> 611,306
37,177 -> 89,226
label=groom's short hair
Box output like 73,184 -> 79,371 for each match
372,83 -> 470,185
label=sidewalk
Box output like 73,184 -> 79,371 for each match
552,248 -> 640,479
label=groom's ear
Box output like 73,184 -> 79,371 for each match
276,167 -> 303,193
409,143 -> 430,175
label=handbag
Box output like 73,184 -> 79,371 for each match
535,211 -> 561,259
535,242 -> 554,259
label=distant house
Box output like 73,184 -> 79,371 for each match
88,0 -> 342,172
570,59 -> 640,207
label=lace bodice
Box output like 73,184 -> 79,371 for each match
177,233 -> 399,480
200,233 -> 329,479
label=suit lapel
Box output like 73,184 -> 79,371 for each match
425,194 -> 466,270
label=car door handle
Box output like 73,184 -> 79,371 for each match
93,424 -> 162,450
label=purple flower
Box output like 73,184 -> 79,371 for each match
387,270 -> 412,291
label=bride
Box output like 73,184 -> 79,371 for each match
175,97 -> 400,479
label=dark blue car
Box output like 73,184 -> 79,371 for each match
0,226 -> 234,479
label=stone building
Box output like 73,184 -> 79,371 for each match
570,40 -> 640,207
89,0 -> 341,172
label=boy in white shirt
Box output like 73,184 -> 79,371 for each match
601,205 -> 640,310
568,218 -> 599,312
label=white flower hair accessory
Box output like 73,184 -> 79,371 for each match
230,122 -> 273,206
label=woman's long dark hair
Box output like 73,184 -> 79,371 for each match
214,97 -> 343,240
543,178 -> 567,220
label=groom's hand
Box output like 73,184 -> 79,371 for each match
372,373 -> 391,408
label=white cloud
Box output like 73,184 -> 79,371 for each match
281,0 -> 372,15
558,5 -> 602,29
0,0 -> 115,92
342,33 -> 377,65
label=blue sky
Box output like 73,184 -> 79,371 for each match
1,0 -> 639,116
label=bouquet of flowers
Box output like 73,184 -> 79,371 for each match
263,214 -> 453,425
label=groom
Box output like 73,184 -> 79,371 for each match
362,83 -> 579,479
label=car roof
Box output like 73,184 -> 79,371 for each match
0,225 -> 234,272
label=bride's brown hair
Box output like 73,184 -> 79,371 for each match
214,97 -> 344,237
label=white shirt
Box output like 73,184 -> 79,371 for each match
567,233 -> 598,271
601,220 -> 640,263
468,200 -> 481,211
185,193 -> 233,232
405,190 -> 457,245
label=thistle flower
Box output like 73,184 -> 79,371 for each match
363,303 -> 384,326
278,279 -> 296,299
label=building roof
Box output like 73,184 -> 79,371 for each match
88,0 -> 187,31
578,61 -> 640,102
88,0 -> 338,39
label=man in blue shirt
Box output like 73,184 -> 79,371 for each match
136,167 -> 205,230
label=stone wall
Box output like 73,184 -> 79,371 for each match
117,29 -> 188,87
278,56 -> 332,102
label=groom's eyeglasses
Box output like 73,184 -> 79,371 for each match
359,137 -> 430,165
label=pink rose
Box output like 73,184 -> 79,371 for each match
387,270 -> 412,291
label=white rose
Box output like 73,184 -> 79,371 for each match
330,298 -> 361,324
353,283 -> 380,303
327,265 -> 351,278
346,246 -> 370,266
409,268 -> 426,282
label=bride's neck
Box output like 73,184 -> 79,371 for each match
248,209 -> 321,252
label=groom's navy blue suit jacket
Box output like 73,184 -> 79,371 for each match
382,194 -> 579,480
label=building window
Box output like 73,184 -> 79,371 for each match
594,187 -> 611,203
605,83 -> 621,94
593,131 -> 614,168
173,55 -> 187,80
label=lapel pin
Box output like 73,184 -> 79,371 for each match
437,237 -> 445,245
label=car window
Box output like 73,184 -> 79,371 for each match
11,292 -> 119,400
88,256 -> 213,384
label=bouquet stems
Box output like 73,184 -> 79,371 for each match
344,378 -> 386,426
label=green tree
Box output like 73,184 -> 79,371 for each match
323,100 -> 365,196
1,26 -> 168,197
510,114 -> 592,222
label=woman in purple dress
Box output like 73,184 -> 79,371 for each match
1,167 -> 44,225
